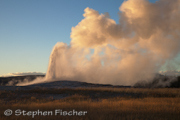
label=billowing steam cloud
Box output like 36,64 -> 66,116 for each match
45,0 -> 180,85
24,0 -> 180,86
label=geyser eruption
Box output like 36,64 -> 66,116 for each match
45,0 -> 180,85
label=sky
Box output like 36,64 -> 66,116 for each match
0,0 -> 174,76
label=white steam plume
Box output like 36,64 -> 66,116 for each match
44,0 -> 180,86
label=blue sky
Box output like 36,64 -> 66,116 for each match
0,0 -> 159,75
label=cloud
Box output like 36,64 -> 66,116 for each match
0,72 -> 45,77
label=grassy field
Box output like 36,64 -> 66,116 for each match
0,87 -> 180,120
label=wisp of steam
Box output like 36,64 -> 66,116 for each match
18,0 -> 180,86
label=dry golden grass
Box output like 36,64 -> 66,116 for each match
0,88 -> 180,120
